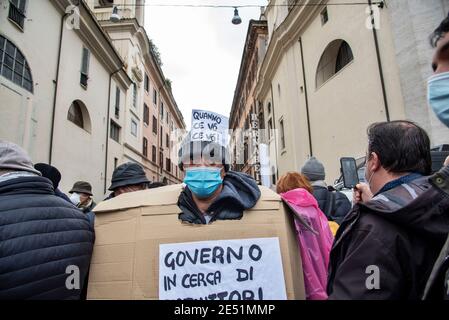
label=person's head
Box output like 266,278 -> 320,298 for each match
178,135 -> 230,200
109,162 -> 150,196
429,13 -> 449,128
69,181 -> 93,206
114,183 -> 148,196
34,163 -> 61,190
276,172 -> 313,194
0,140 -> 41,177
365,121 -> 431,194
431,13 -> 449,74
148,181 -> 166,189
300,157 -> 325,182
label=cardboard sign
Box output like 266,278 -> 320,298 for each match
88,185 -> 305,300
159,237 -> 287,300
191,109 -> 229,145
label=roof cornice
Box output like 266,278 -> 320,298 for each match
229,20 -> 268,127
51,0 -> 127,77
255,0 -> 328,100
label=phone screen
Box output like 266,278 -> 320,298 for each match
341,157 -> 359,189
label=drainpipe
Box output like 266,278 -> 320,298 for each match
299,37 -> 313,157
368,0 -> 390,122
49,10 -> 70,164
104,68 -> 122,194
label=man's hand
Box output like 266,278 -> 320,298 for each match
444,156 -> 449,167
353,183 -> 374,204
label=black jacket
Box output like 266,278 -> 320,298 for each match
327,171 -> 449,300
0,176 -> 95,300
422,166 -> 449,300
312,186 -> 351,224
178,171 -> 261,224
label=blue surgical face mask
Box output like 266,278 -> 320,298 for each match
184,167 -> 223,199
428,71 -> 449,128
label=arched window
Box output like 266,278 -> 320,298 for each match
67,100 -> 91,132
0,35 -> 33,92
316,39 -> 354,88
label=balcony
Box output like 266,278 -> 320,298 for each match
8,1 -> 26,30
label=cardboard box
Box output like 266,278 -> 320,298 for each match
87,184 -> 305,300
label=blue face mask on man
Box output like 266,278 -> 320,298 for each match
184,167 -> 223,199
428,71 -> 449,128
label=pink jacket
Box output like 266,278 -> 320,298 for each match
281,188 -> 334,300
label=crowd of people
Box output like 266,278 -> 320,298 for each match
1,14 -> 449,301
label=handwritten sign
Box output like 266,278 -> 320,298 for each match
191,109 -> 229,146
159,238 -> 287,300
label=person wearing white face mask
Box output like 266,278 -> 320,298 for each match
69,181 -> 96,213
327,121 -> 449,300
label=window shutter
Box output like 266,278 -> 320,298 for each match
81,48 -> 90,75
115,87 -> 120,117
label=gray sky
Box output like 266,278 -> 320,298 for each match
145,0 -> 267,129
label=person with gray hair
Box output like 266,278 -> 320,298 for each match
177,134 -> 261,224
301,157 -> 351,224
0,140 -> 94,299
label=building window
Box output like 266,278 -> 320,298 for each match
0,35 -> 33,92
280,119 -> 286,150
132,83 -> 137,108
131,119 -> 138,137
114,157 -> 118,169
268,118 -> 273,140
152,116 -> 157,134
320,7 -> 328,25
244,142 -> 248,164
80,47 -> 90,88
143,137 -> 148,157
153,88 -> 158,105
8,0 -> 27,30
143,103 -> 149,125
166,133 -> 169,148
144,74 -> 149,92
160,102 -> 164,122
166,158 -> 171,172
115,86 -> 120,118
159,151 -> 163,168
68,101 -> 84,128
316,39 -> 354,88
152,145 -> 156,162
160,126 -> 163,146
110,121 -> 120,142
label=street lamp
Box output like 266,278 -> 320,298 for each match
110,6 -> 121,23
232,7 -> 242,25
